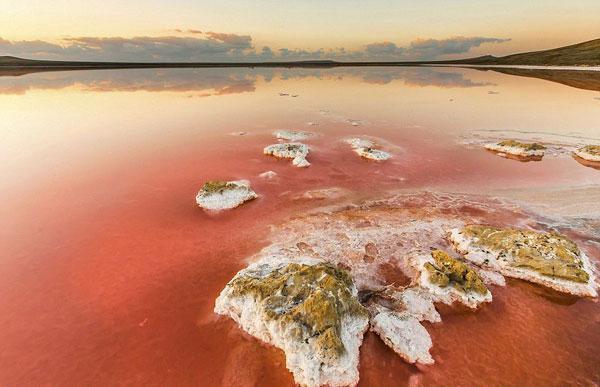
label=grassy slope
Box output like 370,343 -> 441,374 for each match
480,38 -> 600,66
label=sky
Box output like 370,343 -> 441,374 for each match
1,0 -> 599,62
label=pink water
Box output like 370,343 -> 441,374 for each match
1,67 -> 599,386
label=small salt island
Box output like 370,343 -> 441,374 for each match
195,180 -> 257,210
345,138 -> 391,161
264,142 -> 310,167
573,145 -> 600,162
484,140 -> 546,160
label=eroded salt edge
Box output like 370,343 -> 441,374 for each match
448,228 -> 598,297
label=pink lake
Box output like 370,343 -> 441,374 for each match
1,66 -> 599,386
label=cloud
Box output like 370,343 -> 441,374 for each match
0,34 -> 509,62
406,36 -> 511,60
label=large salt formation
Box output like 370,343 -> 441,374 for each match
215,257 -> 369,387
215,192 -> 597,386
450,225 -> 597,297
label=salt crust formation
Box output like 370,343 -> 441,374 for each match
573,145 -> 600,162
345,138 -> 391,161
449,225 -> 597,297
215,257 -> 369,387
264,142 -> 310,167
195,180 -> 257,210
216,192 -> 598,385
484,140 -> 546,158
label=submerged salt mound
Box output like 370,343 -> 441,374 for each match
195,180 -> 257,210
413,250 -> 491,308
214,258 -> 369,387
274,130 -> 316,141
574,145 -> 600,162
264,142 -> 310,167
484,140 -> 546,158
449,225 -> 597,297
258,170 -> 277,180
345,138 -> 391,161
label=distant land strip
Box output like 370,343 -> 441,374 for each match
1,37 -> 599,70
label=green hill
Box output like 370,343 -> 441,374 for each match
457,38 -> 600,66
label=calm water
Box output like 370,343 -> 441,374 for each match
1,66 -> 599,386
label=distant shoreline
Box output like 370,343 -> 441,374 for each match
1,37 -> 599,72
2,62 -> 600,73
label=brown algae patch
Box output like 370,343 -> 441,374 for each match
424,250 -> 488,295
202,180 -> 232,193
229,262 -> 367,359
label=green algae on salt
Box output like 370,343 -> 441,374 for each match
424,250 -> 488,295
462,225 -> 590,283
202,180 -> 235,194
497,140 -> 546,151
578,145 -> 600,156
229,263 -> 367,359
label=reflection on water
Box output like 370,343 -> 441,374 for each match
0,66 -> 599,386
0,66 -> 496,95
483,67 -> 600,92
3,65 -> 600,96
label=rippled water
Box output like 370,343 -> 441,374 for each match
1,66 -> 599,385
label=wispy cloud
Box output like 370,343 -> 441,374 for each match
0,34 -> 509,62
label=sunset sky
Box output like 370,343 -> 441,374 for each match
1,0 -> 599,62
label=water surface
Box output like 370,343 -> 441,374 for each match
1,66 -> 599,386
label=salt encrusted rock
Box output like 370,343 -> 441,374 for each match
345,138 -> 391,161
195,180 -> 257,210
368,304 -> 434,365
484,140 -> 546,158
215,258 -> 369,387
264,142 -> 310,167
273,130 -> 315,141
413,250 -> 492,308
449,225 -> 597,297
259,170 -> 277,179
574,145 -> 600,162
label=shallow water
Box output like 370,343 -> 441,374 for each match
1,66 -> 599,386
